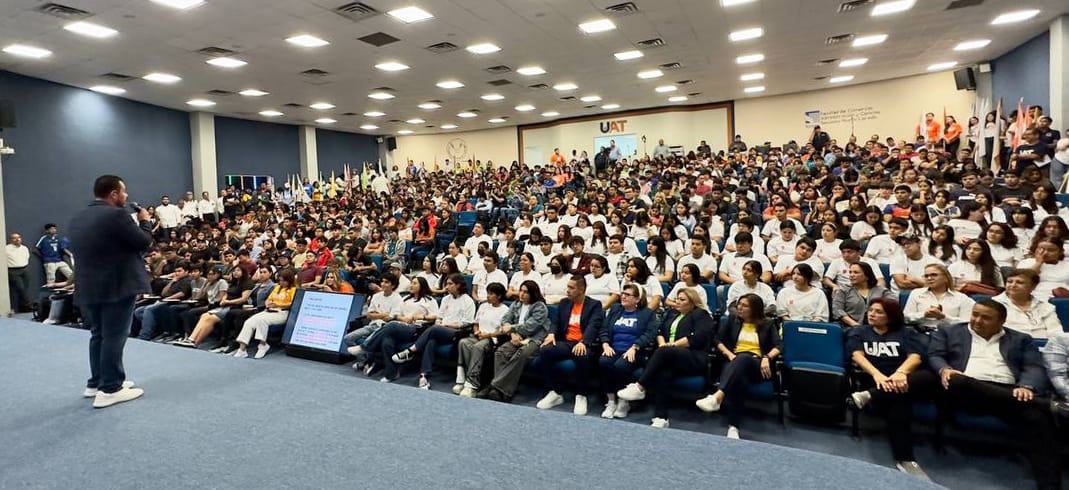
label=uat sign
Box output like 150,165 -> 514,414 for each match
599,120 -> 628,133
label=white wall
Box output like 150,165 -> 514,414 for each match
734,71 -> 976,149
392,126 -> 519,169
519,105 -> 732,165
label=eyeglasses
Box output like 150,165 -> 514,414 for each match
620,291 -> 636,297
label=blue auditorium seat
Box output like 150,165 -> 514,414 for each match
635,240 -> 647,256
700,284 -> 718,314
1050,298 -> 1069,332
781,321 -> 846,422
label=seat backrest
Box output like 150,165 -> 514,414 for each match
546,303 -> 560,327
700,284 -> 718,312
635,240 -> 648,256
458,211 -> 478,226
782,321 -> 845,368
462,274 -> 474,293
878,263 -> 891,286
1051,298 -> 1069,333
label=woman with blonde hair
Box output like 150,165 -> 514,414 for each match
902,264 -> 975,329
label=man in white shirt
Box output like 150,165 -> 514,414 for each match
718,232 -> 772,285
530,238 -> 555,274
766,221 -> 801,265
471,252 -> 508,302
889,235 -> 941,294
6,232 -> 33,312
604,235 -> 629,278
559,204 -> 580,228
463,223 -> 493,257
823,240 -> 884,290
724,218 -> 766,255
344,275 -> 404,364
760,203 -> 805,242
155,195 -> 181,238
535,206 -> 562,239
865,218 -> 908,262
772,237 -> 825,288
677,236 -> 717,282
180,191 -> 199,226
198,191 -> 217,224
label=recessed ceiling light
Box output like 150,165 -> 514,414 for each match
90,85 -> 125,95
830,75 -> 854,83
2,44 -> 52,59
668,95 -> 688,102
871,0 -> 915,16
150,0 -> 204,9
239,89 -> 269,97
206,56 -> 247,68
839,58 -> 868,67
310,102 -> 335,110
364,111 -> 385,117
466,43 -> 501,54
655,85 -> 677,93
375,61 -> 410,72
481,93 -> 505,101
721,0 -> 756,5
286,34 -> 329,48
436,80 -> 464,89
541,111 -> 559,117
186,99 -> 215,107
418,102 -> 441,110
614,50 -> 644,61
488,118 -> 507,123
735,54 -> 764,65
316,118 -> 337,124
552,83 -> 578,91
602,104 -> 620,110
387,6 -> 434,23
360,124 -> 379,130
369,91 -> 396,100
740,72 -> 764,81
457,111 -> 478,118
580,95 -> 602,103
954,39 -> 991,51
744,86 -> 765,93
63,21 -> 118,38
143,72 -> 181,83
397,129 -> 415,135
515,104 -> 536,112
406,118 -> 426,124
638,69 -> 664,79
259,110 -> 283,117
729,27 -> 764,42
852,34 -> 887,47
517,66 -> 546,76
441,124 -> 458,129
927,61 -> 958,71
992,9 -> 1041,25
579,19 -> 616,34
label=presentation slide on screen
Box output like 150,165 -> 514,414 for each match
594,134 -> 638,158
287,291 -> 354,351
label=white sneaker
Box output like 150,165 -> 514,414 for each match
613,399 -> 630,418
254,343 -> 270,359
379,376 -> 391,383
851,390 -> 873,410
92,386 -> 145,408
351,360 -> 364,370
232,350 -> 248,359
536,390 -> 564,410
617,383 -> 646,401
418,376 -> 431,390
84,380 -> 134,398
727,426 -> 740,439
896,461 -> 931,481
459,387 -> 476,398
650,417 -> 670,429
573,395 -> 588,415
696,394 -> 722,413
452,384 -> 464,395
347,345 -> 363,356
601,400 -> 618,419
209,346 -> 229,354
42,319 -> 58,325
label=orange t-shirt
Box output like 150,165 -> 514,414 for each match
916,121 -> 941,142
550,153 -> 565,167
944,122 -> 962,142
566,302 -> 583,342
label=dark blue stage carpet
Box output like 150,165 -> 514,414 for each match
0,318 -> 1047,489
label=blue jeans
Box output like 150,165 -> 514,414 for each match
135,302 -> 168,340
413,326 -> 459,375
83,296 -> 136,393
1051,158 -> 1067,190
371,321 -> 420,379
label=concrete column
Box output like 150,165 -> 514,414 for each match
1052,16 -> 1069,132
189,112 -> 217,194
377,138 -> 394,174
298,126 -> 319,181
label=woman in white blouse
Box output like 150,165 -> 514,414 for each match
992,269 -> 1063,339
623,257 -> 663,311
541,255 -> 571,305
903,264 -> 975,330
644,236 -> 676,283
948,240 -> 1005,291
946,201 -> 986,245
984,223 -> 1023,268
815,222 -> 843,264
726,259 -> 776,317
775,263 -> 829,322
584,255 -> 621,310
572,214 -> 594,244
666,263 -> 707,310
659,225 -> 687,260
363,277 -> 439,382
850,206 -> 885,242
391,273 -> 476,389
1018,239 -> 1069,301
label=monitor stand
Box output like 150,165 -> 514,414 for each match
284,345 -> 348,364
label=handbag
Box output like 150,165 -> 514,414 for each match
959,282 -> 1002,296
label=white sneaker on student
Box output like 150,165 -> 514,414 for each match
650,417 -> 670,429
209,345 -> 229,354
896,461 -> 931,481
536,390 -> 564,410
851,390 -> 873,410
418,376 -> 431,390
573,395 -> 588,416
92,386 -> 144,409
613,399 -> 630,418
232,350 -> 248,359
601,400 -> 618,419
727,426 -> 740,439
84,380 -> 134,398
696,394 -> 722,413
254,343 -> 270,359
617,383 -> 646,401
459,387 -> 476,398
347,345 -> 363,356
452,384 -> 464,395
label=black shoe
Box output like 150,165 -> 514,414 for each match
485,387 -> 507,402
1052,401 -> 1069,426
476,387 -> 493,399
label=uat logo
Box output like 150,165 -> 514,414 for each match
599,119 -> 628,134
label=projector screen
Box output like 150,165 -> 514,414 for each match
282,290 -> 365,353
593,134 -> 638,159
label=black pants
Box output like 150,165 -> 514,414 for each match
7,266 -> 32,312
539,341 -> 595,395
180,306 -> 211,336
860,371 -> 938,461
718,352 -> 762,428
639,347 -> 707,419
219,307 -> 259,348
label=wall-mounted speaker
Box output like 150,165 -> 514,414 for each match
0,100 -> 16,128
386,136 -> 397,151
953,68 -> 976,91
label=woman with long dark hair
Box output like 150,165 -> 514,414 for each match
645,236 -> 675,282
927,226 -> 960,265
362,277 -> 439,381
832,262 -> 895,328
948,240 -> 1004,291
984,223 -> 1022,268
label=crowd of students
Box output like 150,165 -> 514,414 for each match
22,112 -> 1069,489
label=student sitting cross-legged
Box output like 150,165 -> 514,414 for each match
391,273 -> 477,390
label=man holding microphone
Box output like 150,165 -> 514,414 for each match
69,175 -> 154,408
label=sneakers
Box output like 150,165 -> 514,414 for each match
896,461 -> 931,481
452,384 -> 464,395
254,343 -> 270,359
363,361 -> 377,376
851,390 -> 873,410
209,345 -> 229,354
347,345 -> 364,356
650,417 -> 670,429
726,426 -> 740,439
172,338 -> 196,348
601,400 -> 617,419
617,383 -> 646,401
613,399 -> 630,418
92,386 -> 145,409
379,376 -> 392,383
418,376 -> 431,390
84,380 -> 134,398
696,394 -> 722,413
232,349 -> 249,359
573,395 -> 588,416
459,387 -> 476,398
351,360 -> 364,370
536,390 -> 564,410
391,349 -> 415,364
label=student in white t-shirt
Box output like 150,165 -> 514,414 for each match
823,239 -> 884,290
455,282 -> 510,396
776,263 -> 829,322
766,221 -> 800,265
471,252 -> 508,302
814,222 -> 843,264
676,236 -> 718,282
718,231 -> 772,286
889,235 -> 942,295
864,218 -> 908,263
772,237 -> 825,289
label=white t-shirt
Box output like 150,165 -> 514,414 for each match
726,280 -> 776,310
725,234 -> 766,255
462,234 -> 492,256
766,235 -> 799,261
646,255 -> 676,279
626,275 -> 664,304
947,219 -> 983,242
677,253 -> 718,276
584,273 -> 621,303
508,269 -> 543,292
889,254 -> 943,293
824,257 -> 882,289
472,269 -> 508,301
367,291 -> 404,323
719,253 -> 773,282
475,302 -> 509,335
773,255 -> 826,288
438,294 -> 477,326
391,296 -> 439,319
761,218 -> 805,240
776,287 -> 829,322
1016,258 -> 1069,301
864,234 -> 903,262
541,273 -> 570,303
815,238 -> 843,263
948,261 -> 1004,288
667,282 -> 707,309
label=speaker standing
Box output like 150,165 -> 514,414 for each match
68,175 -> 154,408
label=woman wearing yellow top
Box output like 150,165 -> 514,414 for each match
696,293 -> 781,440
233,269 -> 297,359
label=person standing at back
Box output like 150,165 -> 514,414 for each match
69,175 -> 154,409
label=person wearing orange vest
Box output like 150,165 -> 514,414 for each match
549,147 -> 566,167
915,113 -> 941,147
943,115 -> 963,156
